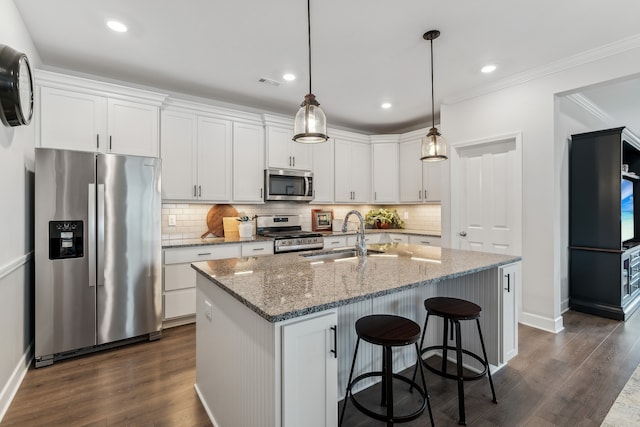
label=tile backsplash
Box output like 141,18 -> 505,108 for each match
162,202 -> 441,241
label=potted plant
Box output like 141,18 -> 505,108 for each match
364,208 -> 404,229
237,213 -> 255,238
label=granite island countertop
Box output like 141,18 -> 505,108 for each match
192,243 -> 520,323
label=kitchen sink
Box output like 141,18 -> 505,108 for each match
301,248 -> 381,261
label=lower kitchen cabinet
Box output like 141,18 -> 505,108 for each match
282,312 -> 338,427
349,233 -> 384,246
500,262 -> 519,363
195,276 -> 338,427
323,235 -> 348,249
408,235 -> 441,247
388,233 -> 409,244
163,244 -> 242,323
242,241 -> 274,257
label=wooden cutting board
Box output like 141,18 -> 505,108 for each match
201,204 -> 238,238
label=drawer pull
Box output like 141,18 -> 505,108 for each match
252,247 -> 265,251
197,252 -> 212,256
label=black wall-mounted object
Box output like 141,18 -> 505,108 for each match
569,127 -> 640,320
0,44 -> 33,127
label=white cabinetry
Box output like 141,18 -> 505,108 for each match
241,241 -> 274,257
347,233 -> 384,246
388,233 -> 409,244
408,235 -> 441,247
371,139 -> 399,203
334,136 -> 371,203
36,70 -> 164,157
266,124 -> 312,171
163,244 -> 242,323
282,312 -> 338,427
399,138 -> 443,202
323,235 -> 348,249
312,138 -> 334,203
500,262 -> 519,363
161,108 -> 232,201
233,122 -> 265,202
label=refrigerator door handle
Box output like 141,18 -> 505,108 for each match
88,184 -> 96,287
97,183 -> 105,287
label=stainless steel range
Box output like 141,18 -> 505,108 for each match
256,214 -> 324,253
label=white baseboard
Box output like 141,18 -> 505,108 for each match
0,343 -> 32,423
520,311 -> 564,333
194,383 -> 219,427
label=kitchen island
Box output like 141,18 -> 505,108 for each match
192,244 -> 520,427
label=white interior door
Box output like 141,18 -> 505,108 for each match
451,135 -> 522,255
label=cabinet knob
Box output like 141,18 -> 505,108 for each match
459,231 -> 467,237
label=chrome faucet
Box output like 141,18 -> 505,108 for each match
342,210 -> 367,257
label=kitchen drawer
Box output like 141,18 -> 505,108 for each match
408,235 -> 441,247
242,241 -> 274,257
388,233 -> 408,244
164,244 -> 241,264
323,235 -> 348,249
164,263 -> 196,291
164,288 -> 196,319
348,233 -> 383,246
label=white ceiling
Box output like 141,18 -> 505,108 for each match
13,0 -> 640,134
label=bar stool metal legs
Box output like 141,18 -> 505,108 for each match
339,314 -> 434,427
413,297 -> 497,426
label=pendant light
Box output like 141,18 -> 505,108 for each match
293,0 -> 328,143
420,30 -> 448,161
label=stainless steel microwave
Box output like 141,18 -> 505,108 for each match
264,168 -> 314,202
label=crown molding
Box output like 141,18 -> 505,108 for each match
566,93 -> 640,147
445,34 -> 640,106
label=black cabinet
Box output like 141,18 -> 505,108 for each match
569,127 -> 640,320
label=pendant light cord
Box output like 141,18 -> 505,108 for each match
307,0 -> 312,95
430,38 -> 435,129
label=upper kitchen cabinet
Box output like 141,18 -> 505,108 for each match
233,121 -> 265,202
35,70 -> 166,157
371,136 -> 399,203
264,115 -> 312,171
398,133 -> 443,203
161,104 -> 232,201
334,132 -> 371,203
311,137 -> 334,203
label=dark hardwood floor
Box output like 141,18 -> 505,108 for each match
3,310 -> 640,426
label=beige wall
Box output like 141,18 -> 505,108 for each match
161,202 -> 441,242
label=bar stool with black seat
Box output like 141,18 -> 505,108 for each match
339,314 -> 434,427
414,297 -> 497,426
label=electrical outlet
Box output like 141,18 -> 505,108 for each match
205,300 -> 212,321
168,214 -> 177,226
404,211 -> 409,220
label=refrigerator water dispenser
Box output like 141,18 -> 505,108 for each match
49,221 -> 83,259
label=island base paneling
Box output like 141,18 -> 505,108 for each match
195,283 -> 279,427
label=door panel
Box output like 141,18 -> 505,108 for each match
454,138 -> 520,256
97,153 -> 162,344
35,149 -> 97,357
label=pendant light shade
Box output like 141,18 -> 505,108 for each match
421,127 -> 447,161
420,30 -> 448,161
293,0 -> 328,143
293,94 -> 327,143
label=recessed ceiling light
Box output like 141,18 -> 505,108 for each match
481,64 -> 496,73
283,73 -> 296,81
381,102 -> 392,109
107,20 -> 128,33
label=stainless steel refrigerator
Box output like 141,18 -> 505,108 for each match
35,148 -> 162,367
